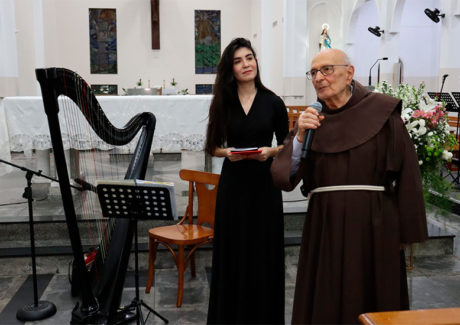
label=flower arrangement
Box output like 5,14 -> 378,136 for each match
376,81 -> 457,206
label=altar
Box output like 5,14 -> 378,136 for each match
0,95 -> 212,175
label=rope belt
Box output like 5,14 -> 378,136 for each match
306,185 -> 385,211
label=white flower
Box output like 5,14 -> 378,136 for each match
416,122 -> 427,136
442,150 -> 453,161
419,99 -> 437,113
401,108 -> 413,122
376,80 -> 458,172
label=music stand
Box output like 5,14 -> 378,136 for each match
450,92 -> 460,109
97,181 -> 172,324
427,92 -> 459,112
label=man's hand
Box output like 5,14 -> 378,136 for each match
296,106 -> 325,143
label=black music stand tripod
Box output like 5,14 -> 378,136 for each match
97,183 -> 170,324
0,158 -> 58,321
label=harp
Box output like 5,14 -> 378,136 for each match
36,67 -> 156,324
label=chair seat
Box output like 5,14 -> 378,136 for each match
149,224 -> 213,244
145,169 -> 220,307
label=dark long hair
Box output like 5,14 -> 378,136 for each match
204,38 -> 272,155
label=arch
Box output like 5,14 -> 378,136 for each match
345,0 -> 381,84
389,0 -> 406,33
343,0 -> 370,44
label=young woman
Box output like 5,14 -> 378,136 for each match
206,38 -> 289,324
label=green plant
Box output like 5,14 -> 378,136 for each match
376,81 -> 457,209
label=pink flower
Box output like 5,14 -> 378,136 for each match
412,110 -> 423,118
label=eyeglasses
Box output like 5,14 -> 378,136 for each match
306,64 -> 349,80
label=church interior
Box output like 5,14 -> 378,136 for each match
1,0 -> 460,324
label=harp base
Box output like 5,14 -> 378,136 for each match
70,302 -> 137,325
16,300 -> 57,321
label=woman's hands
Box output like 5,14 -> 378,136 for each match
214,146 -> 282,162
245,147 -> 275,161
226,148 -> 246,162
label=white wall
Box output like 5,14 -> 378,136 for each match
439,0 -> 460,93
397,0 -> 441,91
3,0 -> 460,101
12,0 -> 253,96
0,0 -> 19,97
346,0 -> 381,86
282,0 -> 307,105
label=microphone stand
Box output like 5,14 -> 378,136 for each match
438,75 -> 448,100
368,57 -> 388,88
0,158 -> 76,321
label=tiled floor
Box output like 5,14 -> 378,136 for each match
0,152 -> 460,324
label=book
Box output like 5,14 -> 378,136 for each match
230,147 -> 261,154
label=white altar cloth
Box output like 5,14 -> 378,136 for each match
0,95 -> 212,175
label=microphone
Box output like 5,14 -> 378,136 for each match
301,102 -> 323,160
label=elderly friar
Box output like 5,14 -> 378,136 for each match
271,48 -> 428,324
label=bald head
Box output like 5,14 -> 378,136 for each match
309,49 -> 354,108
312,49 -> 351,67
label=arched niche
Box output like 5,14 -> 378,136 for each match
307,1 -> 340,62
305,0 -> 341,101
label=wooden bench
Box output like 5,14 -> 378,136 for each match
359,307 -> 460,325
448,116 -> 459,129
446,116 -> 460,171
286,105 -> 307,130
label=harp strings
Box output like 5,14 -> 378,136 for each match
58,70 -> 123,264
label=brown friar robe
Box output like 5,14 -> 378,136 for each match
271,81 -> 428,324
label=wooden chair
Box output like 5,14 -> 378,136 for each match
286,105 -> 308,130
359,307 -> 460,324
145,169 -> 220,307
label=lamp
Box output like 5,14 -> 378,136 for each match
368,57 -> 388,87
424,8 -> 445,23
368,26 -> 384,37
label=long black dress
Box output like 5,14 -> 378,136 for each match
207,89 -> 289,324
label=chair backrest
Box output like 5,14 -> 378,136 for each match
286,105 -> 308,130
179,169 -> 220,227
